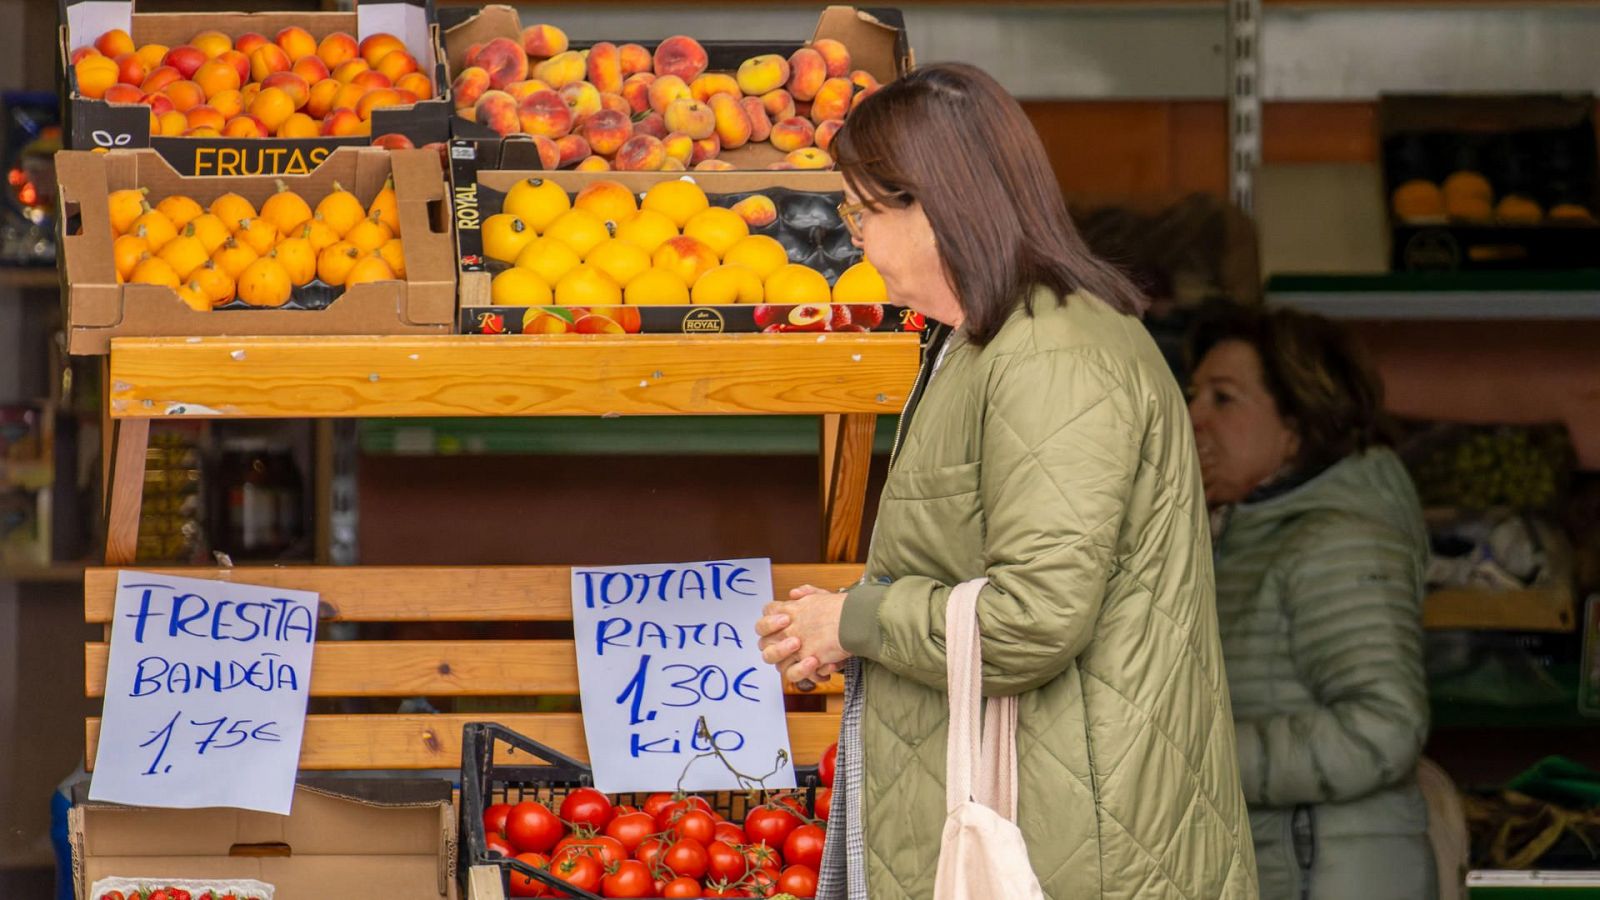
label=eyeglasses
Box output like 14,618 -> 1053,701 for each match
836,192 -> 908,240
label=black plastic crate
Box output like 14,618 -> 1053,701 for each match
459,721 -> 821,899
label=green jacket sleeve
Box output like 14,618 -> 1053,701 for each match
1233,514 -> 1430,806
839,348 -> 1141,696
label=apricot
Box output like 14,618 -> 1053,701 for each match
319,108 -> 363,137
737,54 -> 790,97
586,42 -> 623,94
262,72 -> 310,110
786,48 -> 826,102
75,55 -> 120,99
142,92 -> 175,116
184,104 -> 226,132
770,116 -> 815,152
318,32 -> 359,69
141,66 -> 183,94
452,67 -> 491,110
395,72 -> 433,101
516,89 -> 573,139
115,53 -> 148,88
246,86 -> 292,131
581,109 -> 632,158
520,24 -> 568,59
276,27 -> 317,62
215,50 -> 250,85
163,80 -> 206,113
359,34 -> 407,67
477,37 -> 528,91
105,83 -> 144,105
811,78 -> 853,123
69,47 -> 99,66
664,98 -> 715,140
371,132 -> 414,150
293,55 -> 331,85
95,29 -> 135,59
190,30 -> 232,59
135,44 -> 169,71
709,93 -> 751,149
376,50 -> 419,83
249,45 -> 291,82
690,73 -> 740,105
160,110 -> 194,135
812,38 -> 852,78
306,78 -> 342,119
352,70 -> 394,91
618,43 -> 652,76
475,90 -> 521,136
533,51 -> 585,90
357,88 -> 405,121
614,134 -> 666,171
331,82 -> 368,116
234,33 -> 270,59
332,59 -> 371,84
653,35 -> 708,83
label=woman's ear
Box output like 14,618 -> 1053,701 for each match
1281,421 -> 1302,467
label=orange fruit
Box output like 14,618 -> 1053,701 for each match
108,188 -> 150,235
210,238 -> 260,280
368,175 -> 400,236
503,177 -> 571,233
113,234 -> 150,281
128,254 -> 180,288
315,183 -> 366,237
343,254 -> 395,289
269,238 -> 317,286
378,238 -> 406,279
316,241 -> 361,285
210,192 -> 257,227
236,257 -> 293,307
260,180 -> 313,234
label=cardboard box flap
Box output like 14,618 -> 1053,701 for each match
813,6 -> 909,86
442,4 -> 520,76
61,0 -> 132,54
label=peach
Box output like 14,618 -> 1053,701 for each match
278,112 -> 319,138
737,54 -> 790,97
619,43 -> 652,76
663,132 -> 693,166
520,24 -> 568,59
531,135 -> 561,169
812,38 -> 852,78
115,53 -> 148,87
352,70 -> 394,91
372,132 -> 414,149
474,90 -> 520,136
811,78 -> 853,123
234,33 -> 270,58
318,32 -> 359,69
576,156 -> 612,173
786,148 -> 833,170
533,51 -> 585,90
479,37 -> 529,90
504,79 -> 549,101
770,116 -> 815,152
581,109 -> 632,157
815,118 -> 844,152
141,65 -> 182,94
600,92 -> 630,117
706,93 -> 750,149
690,73 -> 740,105
319,108 -> 362,136
761,88 -> 796,121
376,50 -> 419,83
586,42 -> 623,94
622,73 -> 655,114
292,54 -> 331,84
359,34 -> 407,67
795,100 -> 812,120
555,134 -> 592,168
786,48 -> 826,101
103,83 -> 144,105
224,113 -> 265,138
451,67 -> 491,109
647,74 -> 691,115
690,134 -> 721,166
634,112 -> 667,139
262,72 -> 309,109
664,98 -> 715,140
163,80 -> 206,113
333,58 -> 370,83
516,89 -> 573,139
851,86 -> 875,113
306,78 -> 341,118
185,104 -> 226,132
614,134 -> 666,171
215,49 -> 250,85
136,44 -> 169,71
249,45 -> 291,82
653,36 -> 708,83
463,43 -> 483,69
190,30 -> 232,59
164,45 -> 207,80
560,81 -> 602,123
357,87 -> 405,120
661,158 -> 686,172
96,29 -> 135,59
396,71 -> 433,101
276,27 -> 317,61
694,159 -> 735,172
850,69 -> 880,93
652,235 -> 718,285
740,97 -> 772,143
731,195 -> 778,228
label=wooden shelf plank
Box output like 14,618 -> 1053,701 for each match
1422,586 -> 1575,632
2,561 -> 88,583
84,638 -> 842,698
106,334 -> 921,420
85,711 -> 842,770
84,564 -> 866,623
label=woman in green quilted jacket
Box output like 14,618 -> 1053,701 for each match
754,63 -> 1258,899
1186,305 -> 1436,900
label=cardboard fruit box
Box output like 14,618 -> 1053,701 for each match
71,778 -> 458,900
57,145 -> 456,355
59,0 -> 452,176
1381,94 -> 1600,272
437,5 -> 910,171
450,136 -> 918,336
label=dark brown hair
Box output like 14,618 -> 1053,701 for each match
832,63 -> 1145,346
1185,302 -> 1386,472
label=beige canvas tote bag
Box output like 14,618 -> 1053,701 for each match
933,577 -> 1047,900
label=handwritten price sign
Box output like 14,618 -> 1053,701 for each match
571,559 -> 796,794
89,571 -> 318,814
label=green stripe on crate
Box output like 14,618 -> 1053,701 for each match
359,416 -> 901,456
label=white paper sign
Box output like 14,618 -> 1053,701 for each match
571,558 -> 797,794
89,571 -> 319,815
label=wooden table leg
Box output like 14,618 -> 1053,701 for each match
103,418 -> 150,566
822,413 -> 875,564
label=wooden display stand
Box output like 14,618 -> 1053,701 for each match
85,331 -> 921,899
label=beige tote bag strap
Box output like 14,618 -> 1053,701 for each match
944,577 -> 1021,822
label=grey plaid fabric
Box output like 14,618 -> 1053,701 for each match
816,655 -> 867,899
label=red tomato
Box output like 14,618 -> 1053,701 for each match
713,821 -> 745,844
549,852 -> 603,896
508,851 -> 551,897
506,800 -> 565,853
661,876 -> 703,898
778,864 -> 819,897
672,809 -> 716,844
635,836 -> 669,871
612,804 -> 639,816
654,796 -> 712,832
98,893 -> 126,900
703,882 -> 747,899
484,802 -> 514,836
486,833 -> 517,858
604,810 -> 656,852
170,891 -> 192,900
599,859 -> 653,898
661,837 -> 710,880
815,788 -> 832,822
741,840 -> 782,874
744,806 -> 801,848
819,743 -> 837,788
643,792 -> 676,818
774,795 -> 807,817
744,868 -> 778,897
560,787 -> 616,832
148,892 -> 170,900
706,838 -> 748,882
783,824 -> 826,871
555,834 -> 626,868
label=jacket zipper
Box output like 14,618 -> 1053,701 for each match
888,323 -> 950,471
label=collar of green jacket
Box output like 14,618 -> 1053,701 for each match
1227,447 -> 1428,549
